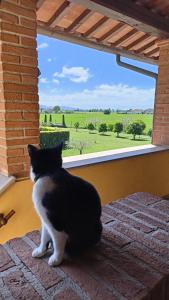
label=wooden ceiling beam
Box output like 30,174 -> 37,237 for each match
97,23 -> 126,42
125,33 -> 150,50
65,9 -> 93,32
69,0 -> 169,38
47,1 -> 70,27
37,22 -> 158,65
111,28 -> 138,47
83,16 -> 108,37
135,39 -> 158,53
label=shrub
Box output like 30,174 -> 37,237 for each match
114,122 -> 123,137
104,109 -> 111,115
62,114 -> 66,128
87,123 -> 95,132
108,124 -> 114,132
49,114 -> 52,123
137,120 -> 146,132
40,130 -> 70,149
74,122 -> 80,131
44,114 -> 47,123
147,128 -> 152,137
126,122 -> 144,140
98,123 -> 107,134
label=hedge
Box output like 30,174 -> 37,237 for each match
40,130 -> 70,149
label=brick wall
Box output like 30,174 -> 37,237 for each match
0,0 -> 39,178
153,39 -> 169,145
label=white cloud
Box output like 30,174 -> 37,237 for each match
53,66 -> 92,83
40,77 -> 49,84
38,42 -> 48,49
48,58 -> 52,62
52,78 -> 60,84
39,83 -> 155,109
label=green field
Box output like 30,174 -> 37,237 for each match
40,112 -> 153,131
62,128 -> 151,157
40,112 -> 153,156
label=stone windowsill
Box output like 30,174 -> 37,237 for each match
0,145 -> 169,193
0,175 -> 15,195
63,144 -> 169,169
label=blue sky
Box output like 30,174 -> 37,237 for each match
37,34 -> 157,110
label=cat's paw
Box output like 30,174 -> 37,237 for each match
48,254 -> 63,267
32,247 -> 46,258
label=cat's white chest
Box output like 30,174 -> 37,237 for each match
32,176 -> 55,221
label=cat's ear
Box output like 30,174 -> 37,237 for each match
55,142 -> 63,155
27,144 -> 38,157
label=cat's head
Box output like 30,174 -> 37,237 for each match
28,143 -> 63,182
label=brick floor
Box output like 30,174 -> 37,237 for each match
1,192 -> 169,299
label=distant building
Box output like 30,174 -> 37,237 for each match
127,109 -> 144,114
144,108 -> 154,114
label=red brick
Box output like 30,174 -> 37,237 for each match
1,32 -> 19,44
153,200 -> 169,214
20,0 -> 36,9
3,64 -> 38,76
152,230 -> 169,243
111,222 -> 169,258
134,212 -> 169,231
20,17 -> 36,29
109,200 -> 136,214
123,241 -> 169,275
122,198 -> 169,222
8,238 -> 63,289
98,240 -> 163,291
2,43 -> 37,57
0,245 -> 15,272
26,231 -> 40,245
60,261 -> 119,300
25,129 -> 39,137
21,36 -> 37,48
0,53 -> 20,64
1,11 -> 19,24
127,192 -> 162,205
21,56 -> 37,66
1,2 -> 36,19
102,205 -> 154,233
54,288 -> 81,300
7,148 -> 24,157
4,83 -> 38,93
103,227 -> 131,248
101,212 -> 114,224
3,270 -> 41,300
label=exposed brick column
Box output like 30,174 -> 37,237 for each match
0,0 -> 39,178
153,40 -> 169,145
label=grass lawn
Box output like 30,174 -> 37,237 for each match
62,128 -> 151,157
40,112 -> 153,132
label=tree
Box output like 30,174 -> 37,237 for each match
74,122 -> 80,132
62,114 -> 66,128
104,109 -> 111,115
137,120 -> 146,131
98,123 -> 107,134
49,114 -> 52,123
114,122 -> 123,137
108,124 -> 114,132
71,140 -> 89,155
126,122 -> 144,140
147,128 -> 152,137
53,105 -> 60,113
44,114 -> 47,124
87,123 -> 95,133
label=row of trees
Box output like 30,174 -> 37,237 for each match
74,120 -> 152,140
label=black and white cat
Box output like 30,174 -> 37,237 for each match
28,143 -> 102,267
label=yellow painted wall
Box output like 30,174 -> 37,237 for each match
1,150 -> 169,244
